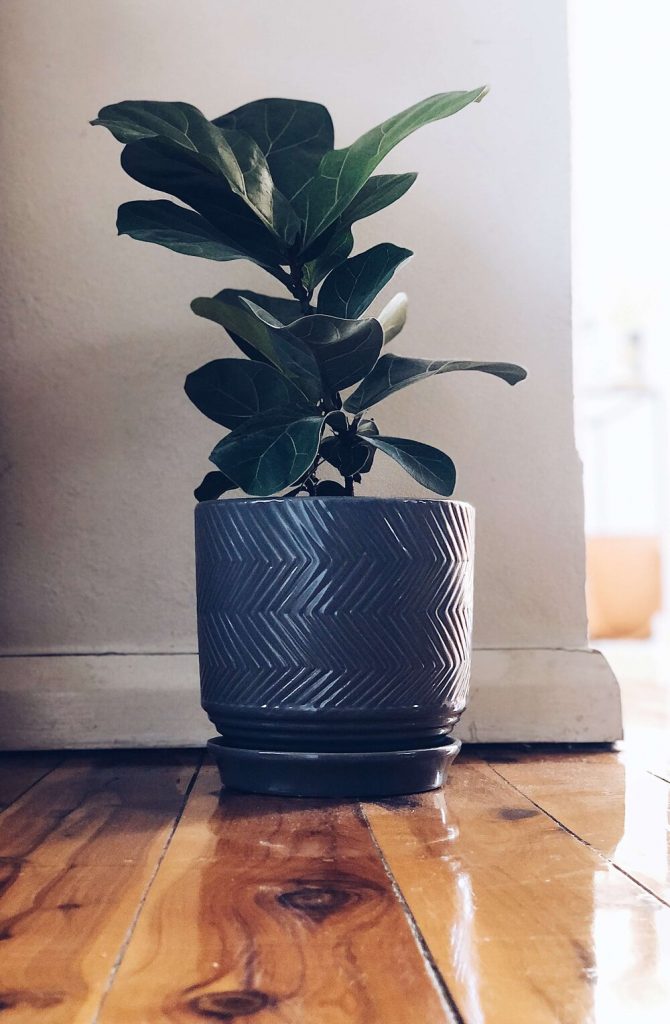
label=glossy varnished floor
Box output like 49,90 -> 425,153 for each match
0,670 -> 668,1023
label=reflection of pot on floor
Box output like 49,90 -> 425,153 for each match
586,535 -> 661,639
196,496 -> 475,798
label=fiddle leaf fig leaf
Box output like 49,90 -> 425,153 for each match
191,295 -> 322,402
362,435 -> 456,496
241,299 -> 384,392
300,173 -> 417,262
303,228 -> 354,291
338,172 -> 417,223
378,292 -> 408,345
117,200 -> 261,262
184,358 -> 312,429
92,100 -> 300,245
194,470 -> 236,501
320,434 -> 376,477
297,88 -> 488,248
120,142 -> 286,271
214,98 -> 334,203
210,412 -> 326,496
345,354 -> 527,414
317,244 -> 413,319
314,480 -> 348,496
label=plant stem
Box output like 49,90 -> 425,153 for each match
344,476 -> 355,496
288,263 -> 312,314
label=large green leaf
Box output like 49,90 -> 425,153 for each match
194,470 -> 236,501
345,354 -> 527,413
320,433 -> 376,477
184,358 -> 311,429
92,100 -> 300,244
121,141 -> 286,270
117,200 -> 262,262
303,228 -> 354,292
242,299 -> 383,392
210,412 -> 325,496
317,244 -> 413,318
300,173 -> 417,263
214,98 -> 334,203
296,88 -> 488,249
378,292 -> 408,345
362,435 -> 456,496
191,295 -> 322,402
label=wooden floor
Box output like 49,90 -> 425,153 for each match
0,668 -> 668,1023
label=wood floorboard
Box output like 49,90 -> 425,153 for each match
364,758 -> 670,1024
0,752 -> 200,1024
95,765 -> 454,1024
480,749 -> 670,906
0,754 -> 63,811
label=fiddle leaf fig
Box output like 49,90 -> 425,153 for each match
117,200 -> 257,263
210,412 -> 325,496
378,293 -> 408,346
362,436 -> 456,496
296,88 -> 488,249
92,100 -> 300,245
193,470 -> 236,501
241,299 -> 383,392
317,244 -> 413,319
95,86 -> 528,500
214,98 -> 334,203
120,142 -> 286,271
184,358 -> 312,429
345,354 -> 527,414
191,294 -> 322,402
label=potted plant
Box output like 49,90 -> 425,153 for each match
92,88 -> 526,797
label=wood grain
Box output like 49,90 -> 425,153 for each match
0,752 -> 200,1024
96,765 -> 454,1024
364,758 -> 670,1024
0,754 -> 62,811
482,749 -> 670,905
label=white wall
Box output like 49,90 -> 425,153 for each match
0,1 -> 617,744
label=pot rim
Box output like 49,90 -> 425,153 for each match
196,495 -> 474,512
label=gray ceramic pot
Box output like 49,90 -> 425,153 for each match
195,496 -> 474,797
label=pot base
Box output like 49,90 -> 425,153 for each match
206,737 -> 462,798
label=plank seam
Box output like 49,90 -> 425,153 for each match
358,803 -> 465,1024
90,752 -> 205,1023
485,762 -> 670,911
0,756 -> 66,815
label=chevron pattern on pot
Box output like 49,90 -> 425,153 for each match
195,497 -> 474,713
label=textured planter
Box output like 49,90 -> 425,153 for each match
195,496 -> 474,797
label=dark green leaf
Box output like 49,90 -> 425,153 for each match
303,228 -> 354,291
117,200 -> 256,261
191,295 -> 322,402
314,480 -> 348,496
378,292 -> 408,345
214,98 -> 334,203
241,299 -> 383,392
210,412 -> 325,496
121,142 -> 286,271
320,434 -> 375,476
317,244 -> 413,318
296,88 -> 488,248
184,358 -> 311,429
92,100 -> 300,244
194,470 -> 236,501
362,435 -> 456,496
299,174 -> 413,266
345,354 -> 527,413
338,172 -> 418,225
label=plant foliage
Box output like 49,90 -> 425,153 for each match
93,88 -> 527,499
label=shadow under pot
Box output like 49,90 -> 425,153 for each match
195,495 -> 475,797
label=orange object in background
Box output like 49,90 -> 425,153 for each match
586,536 -> 662,639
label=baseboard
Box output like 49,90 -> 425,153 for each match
0,647 -> 622,749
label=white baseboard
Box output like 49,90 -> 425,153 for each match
0,647 -> 622,749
